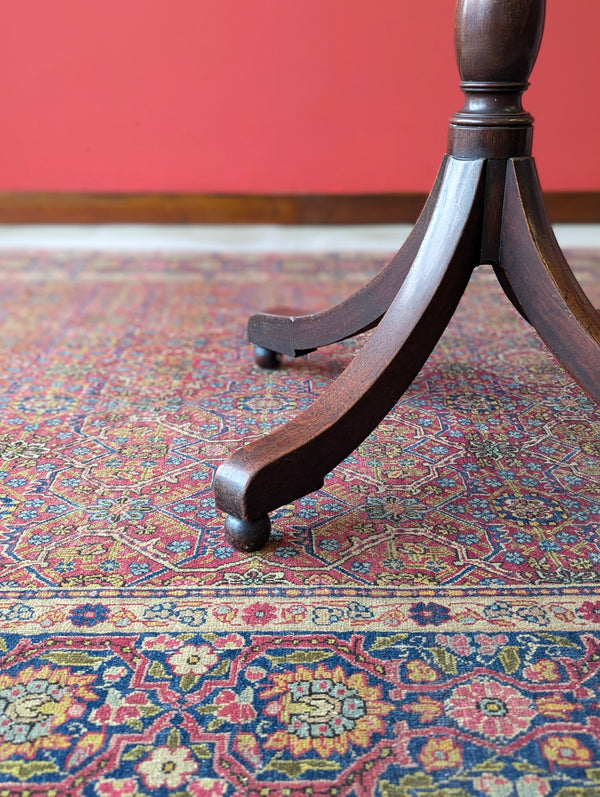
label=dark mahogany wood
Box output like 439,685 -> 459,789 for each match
216,158 -> 485,525
214,0 -> 600,551
499,158 -> 600,403
246,161 -> 448,360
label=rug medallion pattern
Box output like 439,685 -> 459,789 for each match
0,250 -> 599,795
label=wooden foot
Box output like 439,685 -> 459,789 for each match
214,157 -> 485,533
224,514 -> 272,552
246,159 -> 448,359
253,346 -> 281,369
500,159 -> 600,403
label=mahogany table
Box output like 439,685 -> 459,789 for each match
214,0 -> 600,552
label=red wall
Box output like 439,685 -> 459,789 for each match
1,0 -> 598,193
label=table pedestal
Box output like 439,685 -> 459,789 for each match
214,0 -> 600,552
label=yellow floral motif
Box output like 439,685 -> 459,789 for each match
523,659 -> 561,683
406,660 -> 439,682
535,694 -> 578,721
406,696 -> 445,724
0,665 -> 98,760
418,737 -> 462,772
540,735 -> 592,768
261,663 -> 392,759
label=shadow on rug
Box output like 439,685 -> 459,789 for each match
0,249 -> 599,795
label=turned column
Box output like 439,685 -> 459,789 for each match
448,0 -> 545,160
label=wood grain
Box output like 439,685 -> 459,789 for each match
0,191 -> 597,225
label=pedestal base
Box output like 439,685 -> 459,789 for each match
214,155 -> 600,551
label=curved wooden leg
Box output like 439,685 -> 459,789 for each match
247,157 -> 449,360
500,158 -> 600,404
493,264 -> 530,323
214,157 -> 486,550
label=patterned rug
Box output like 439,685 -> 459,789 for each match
0,248 -> 599,796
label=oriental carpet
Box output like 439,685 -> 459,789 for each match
0,249 -> 599,796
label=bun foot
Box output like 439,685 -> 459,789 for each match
224,514 -> 272,552
253,346 -> 281,369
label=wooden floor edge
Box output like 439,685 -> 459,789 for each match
0,192 -> 598,224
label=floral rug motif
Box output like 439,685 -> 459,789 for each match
0,248 -> 599,795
